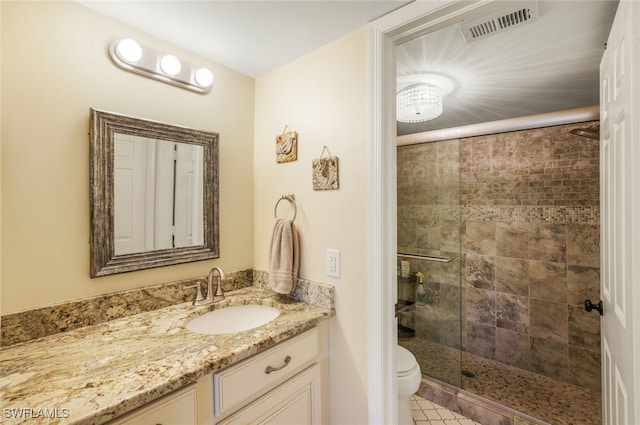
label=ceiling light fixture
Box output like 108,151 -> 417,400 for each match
397,84 -> 443,123
108,38 -> 213,94
396,73 -> 456,123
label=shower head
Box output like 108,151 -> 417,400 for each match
570,123 -> 600,140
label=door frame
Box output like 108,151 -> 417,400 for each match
367,1 -> 497,423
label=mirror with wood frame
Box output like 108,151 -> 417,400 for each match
89,108 -> 219,277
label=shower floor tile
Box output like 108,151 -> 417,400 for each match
399,338 -> 461,385
462,352 -> 601,425
404,337 -> 601,424
412,395 -> 482,425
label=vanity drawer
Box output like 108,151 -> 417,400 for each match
213,327 -> 319,417
109,384 -> 197,425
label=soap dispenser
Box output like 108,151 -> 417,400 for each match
415,271 -> 426,307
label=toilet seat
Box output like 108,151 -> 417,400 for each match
397,345 -> 418,377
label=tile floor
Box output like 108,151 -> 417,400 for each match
402,337 -> 601,425
411,395 -> 481,425
461,352 -> 601,425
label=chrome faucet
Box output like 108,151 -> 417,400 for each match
206,266 -> 227,302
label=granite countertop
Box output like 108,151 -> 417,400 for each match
0,287 -> 334,425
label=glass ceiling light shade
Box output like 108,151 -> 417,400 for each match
396,83 -> 443,123
194,68 -> 214,88
108,38 -> 213,94
160,55 -> 181,76
115,39 -> 142,63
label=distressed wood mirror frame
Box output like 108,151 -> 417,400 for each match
89,108 -> 219,277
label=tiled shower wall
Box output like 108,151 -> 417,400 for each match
397,121 -> 602,394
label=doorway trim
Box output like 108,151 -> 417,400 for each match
368,1 -> 498,423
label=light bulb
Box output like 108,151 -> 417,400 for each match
194,68 -> 214,87
116,39 -> 142,63
160,55 -> 181,76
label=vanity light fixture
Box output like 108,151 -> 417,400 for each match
109,38 -> 213,94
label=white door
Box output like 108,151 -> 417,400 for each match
600,2 -> 640,424
114,133 -> 148,255
174,143 -> 204,248
153,140 -> 176,251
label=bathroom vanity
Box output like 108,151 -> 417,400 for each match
109,326 -> 327,425
0,287 -> 333,425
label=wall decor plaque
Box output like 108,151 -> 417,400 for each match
276,125 -> 297,163
312,145 -> 339,190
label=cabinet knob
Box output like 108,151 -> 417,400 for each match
264,355 -> 292,374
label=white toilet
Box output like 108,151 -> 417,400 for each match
397,345 -> 422,425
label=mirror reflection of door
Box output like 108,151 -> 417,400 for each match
174,142 -> 204,248
114,133 -> 204,255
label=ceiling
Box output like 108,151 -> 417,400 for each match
77,0 -> 410,78
396,0 -> 618,135
78,1 -> 618,137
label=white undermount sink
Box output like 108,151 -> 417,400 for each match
185,305 -> 281,335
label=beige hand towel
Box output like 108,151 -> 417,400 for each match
268,218 -> 300,294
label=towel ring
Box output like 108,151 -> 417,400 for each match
274,194 -> 297,222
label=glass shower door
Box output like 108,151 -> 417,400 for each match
396,139 -> 462,387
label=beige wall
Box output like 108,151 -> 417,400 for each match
1,1 -> 255,313
2,3 -> 372,422
254,28 -> 370,424
0,0 -> 3,317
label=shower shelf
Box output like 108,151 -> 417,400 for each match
395,299 -> 415,316
397,252 -> 454,263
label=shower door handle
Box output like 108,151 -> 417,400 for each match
584,299 -> 603,316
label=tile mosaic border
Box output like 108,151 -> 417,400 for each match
398,205 -> 461,220
462,205 -> 599,225
398,205 -> 599,225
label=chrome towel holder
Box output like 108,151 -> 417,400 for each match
274,193 -> 297,222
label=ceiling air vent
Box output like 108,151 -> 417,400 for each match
459,1 -> 539,43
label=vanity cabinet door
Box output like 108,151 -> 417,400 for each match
218,364 -> 321,425
109,384 -> 197,425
